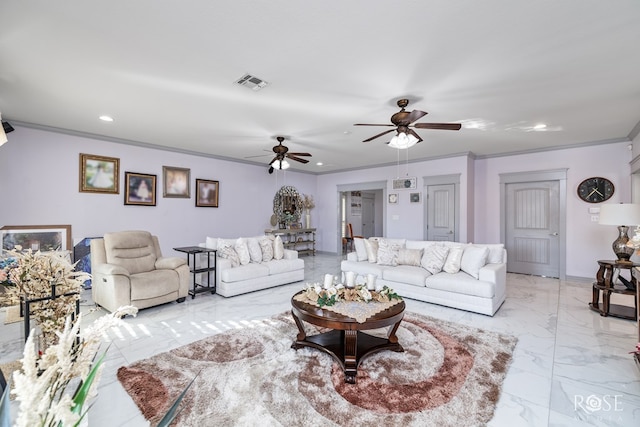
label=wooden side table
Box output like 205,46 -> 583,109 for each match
590,260 -> 638,320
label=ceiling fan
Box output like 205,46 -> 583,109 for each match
267,136 -> 312,173
354,99 -> 461,148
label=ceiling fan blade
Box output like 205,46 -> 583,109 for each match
413,122 -> 462,130
354,123 -> 395,127
287,152 -> 311,157
406,109 -> 428,124
408,128 -> 423,143
268,157 -> 278,166
363,128 -> 395,142
286,154 -> 309,163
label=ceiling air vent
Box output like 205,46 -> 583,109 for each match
235,73 -> 269,91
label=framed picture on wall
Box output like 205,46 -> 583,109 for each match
1,225 -> 72,252
196,179 -> 219,207
79,153 -> 119,194
124,172 -> 157,206
162,166 -> 190,198
388,193 -> 398,204
410,192 -> 421,203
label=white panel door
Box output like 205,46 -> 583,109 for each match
427,184 -> 456,241
361,194 -> 375,238
506,181 -> 560,277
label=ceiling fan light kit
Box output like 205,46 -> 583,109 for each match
388,131 -> 419,149
266,136 -> 311,172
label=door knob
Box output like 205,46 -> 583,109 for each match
549,232 -> 558,236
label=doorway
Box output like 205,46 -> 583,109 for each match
337,181 -> 386,252
500,169 -> 567,279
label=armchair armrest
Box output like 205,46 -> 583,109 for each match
93,263 -> 130,277
156,257 -> 187,270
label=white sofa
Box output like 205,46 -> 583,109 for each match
200,236 -> 305,297
340,238 -> 506,316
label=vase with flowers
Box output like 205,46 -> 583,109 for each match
302,194 -> 315,229
0,246 -> 90,351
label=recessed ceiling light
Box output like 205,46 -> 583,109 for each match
99,115 -> 114,122
533,123 -> 547,130
316,162 -> 323,166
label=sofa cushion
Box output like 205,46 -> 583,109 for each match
103,231 -> 157,275
382,265 -> 430,287
264,258 -> 304,275
420,244 -> 449,274
273,235 -> 285,260
130,270 -> 178,300
247,237 -> 263,263
340,260 -> 385,278
461,245 -> 490,279
365,238 -> 378,263
377,238 -> 405,266
425,271 -> 495,298
259,237 -> 274,262
484,244 -> 505,264
220,263 -> 269,283
354,238 -> 368,261
218,245 -> 240,267
397,248 -> 423,267
235,238 -> 251,265
443,245 -> 465,273
205,236 -> 219,250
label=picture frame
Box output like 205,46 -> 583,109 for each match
162,166 -> 191,198
79,153 -> 120,194
196,179 -> 219,207
410,192 -> 421,203
388,193 -> 398,204
124,172 -> 157,206
289,223 -> 302,230
1,225 -> 72,252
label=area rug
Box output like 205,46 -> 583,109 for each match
117,311 -> 517,426
3,305 -> 22,325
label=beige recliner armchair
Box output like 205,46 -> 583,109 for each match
90,230 -> 189,312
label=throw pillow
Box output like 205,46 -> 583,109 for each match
484,244 -> 505,264
397,248 -> 423,266
247,238 -> 263,263
218,245 -> 240,267
259,237 -> 274,262
443,245 -> 465,273
273,235 -> 285,260
365,238 -> 378,263
461,245 -> 490,279
421,244 -> 450,274
234,238 -> 251,265
377,238 -> 404,266
353,238 -> 368,261
205,236 -> 218,250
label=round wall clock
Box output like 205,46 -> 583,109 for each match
577,177 -> 614,203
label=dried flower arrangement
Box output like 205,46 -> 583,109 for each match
304,283 -> 400,307
302,194 -> 315,211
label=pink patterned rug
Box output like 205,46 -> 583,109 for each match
117,311 -> 517,426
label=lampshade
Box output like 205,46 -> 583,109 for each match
274,159 -> 290,170
388,131 -> 418,149
598,204 -> 640,226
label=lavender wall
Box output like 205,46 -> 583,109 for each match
0,125 -> 633,279
0,127 -> 316,257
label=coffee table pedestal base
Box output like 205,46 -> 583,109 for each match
292,317 -> 404,384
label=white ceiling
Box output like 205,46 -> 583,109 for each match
1,1 -> 639,173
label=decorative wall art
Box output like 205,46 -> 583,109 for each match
392,177 -> 417,190
410,192 -> 421,203
350,191 -> 362,216
196,179 -> 219,207
162,166 -> 191,198
1,225 -> 72,252
79,153 -> 120,194
124,172 -> 157,206
388,193 -> 398,204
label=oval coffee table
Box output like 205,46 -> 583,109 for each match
291,291 -> 405,384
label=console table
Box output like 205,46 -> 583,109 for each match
265,228 -> 316,256
589,260 -> 638,320
173,246 -> 217,298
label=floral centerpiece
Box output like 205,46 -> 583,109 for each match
304,282 -> 400,307
0,246 -> 90,350
302,194 -> 315,229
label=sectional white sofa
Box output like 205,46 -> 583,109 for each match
340,238 -> 507,316
200,235 -> 304,297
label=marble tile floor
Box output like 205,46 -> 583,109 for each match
1,253 -> 639,426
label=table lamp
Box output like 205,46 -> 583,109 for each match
598,203 -> 640,263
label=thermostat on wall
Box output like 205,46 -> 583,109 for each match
392,177 -> 417,190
